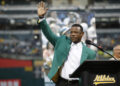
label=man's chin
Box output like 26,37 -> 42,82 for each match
71,40 -> 81,43
72,40 -> 77,43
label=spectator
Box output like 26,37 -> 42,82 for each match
110,45 -> 120,60
63,12 -> 79,26
59,26 -> 70,37
87,17 -> 97,51
46,11 -> 62,25
80,22 -> 88,43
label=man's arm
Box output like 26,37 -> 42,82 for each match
37,1 -> 59,46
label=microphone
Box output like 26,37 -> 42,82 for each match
85,40 -> 104,51
85,40 -> 117,60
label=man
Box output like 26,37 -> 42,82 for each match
110,45 -> 120,60
37,1 -> 96,86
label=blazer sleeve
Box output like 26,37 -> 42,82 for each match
38,19 -> 59,46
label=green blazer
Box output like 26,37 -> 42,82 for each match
38,19 -> 96,83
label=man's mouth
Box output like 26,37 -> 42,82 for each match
71,37 -> 76,40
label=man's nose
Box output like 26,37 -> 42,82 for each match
71,33 -> 76,36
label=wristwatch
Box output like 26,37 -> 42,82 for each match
37,16 -> 45,24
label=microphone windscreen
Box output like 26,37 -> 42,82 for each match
85,40 -> 92,44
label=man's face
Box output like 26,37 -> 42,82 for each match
70,26 -> 84,43
114,48 -> 120,59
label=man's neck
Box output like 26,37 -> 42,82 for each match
73,41 -> 81,44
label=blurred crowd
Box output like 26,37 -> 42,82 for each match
0,33 -> 42,59
98,33 -> 120,50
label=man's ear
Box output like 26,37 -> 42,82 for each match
81,32 -> 84,36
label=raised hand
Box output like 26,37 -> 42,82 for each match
37,1 -> 48,17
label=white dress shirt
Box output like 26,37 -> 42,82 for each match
61,42 -> 83,80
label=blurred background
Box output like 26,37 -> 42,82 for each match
0,0 -> 120,86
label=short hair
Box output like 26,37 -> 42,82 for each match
113,45 -> 120,50
72,24 -> 83,32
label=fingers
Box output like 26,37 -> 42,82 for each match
37,1 -> 47,16
38,1 -> 45,8
42,1 -> 45,8
38,2 -> 41,8
41,1 -> 43,7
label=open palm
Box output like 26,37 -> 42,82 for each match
37,1 -> 48,17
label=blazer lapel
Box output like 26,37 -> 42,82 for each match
80,43 -> 88,64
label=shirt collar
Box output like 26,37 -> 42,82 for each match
71,42 -> 82,46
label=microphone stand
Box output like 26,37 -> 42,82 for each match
89,43 -> 118,61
